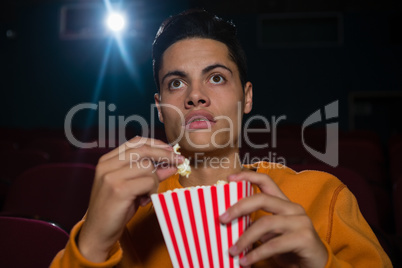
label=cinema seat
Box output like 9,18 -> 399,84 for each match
394,179 -> 402,236
26,138 -> 72,162
338,140 -> 385,185
2,163 -> 95,232
0,150 -> 49,208
389,140 -> 402,184
67,147 -> 112,165
0,216 -> 69,268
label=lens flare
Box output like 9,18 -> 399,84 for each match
106,13 -> 126,32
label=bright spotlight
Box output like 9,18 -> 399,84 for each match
106,13 -> 126,32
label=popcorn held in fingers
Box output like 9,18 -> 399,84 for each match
173,144 -> 191,178
177,159 -> 191,178
173,143 -> 181,154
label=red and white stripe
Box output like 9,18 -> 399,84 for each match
152,180 -> 252,268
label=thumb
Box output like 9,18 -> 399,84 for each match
156,166 -> 177,181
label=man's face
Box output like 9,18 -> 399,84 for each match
155,38 -> 252,155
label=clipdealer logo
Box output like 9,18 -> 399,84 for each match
302,100 -> 339,167
63,100 -> 339,167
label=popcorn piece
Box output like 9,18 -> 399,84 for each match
215,180 -> 227,185
168,180 -> 227,193
177,158 -> 191,178
173,144 -> 191,178
173,143 -> 181,154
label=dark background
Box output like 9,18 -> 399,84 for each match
1,0 -> 401,142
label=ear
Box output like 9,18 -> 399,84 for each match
154,93 -> 164,123
243,82 -> 253,114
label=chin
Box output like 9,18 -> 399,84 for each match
179,134 -> 237,154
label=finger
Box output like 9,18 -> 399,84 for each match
100,158 -> 179,183
98,145 -> 185,173
111,175 -> 160,199
139,195 -> 152,207
129,175 -> 165,197
221,194 -> 305,224
97,163 -> 156,186
99,137 -> 173,163
229,215 -> 304,256
260,232 -> 279,244
228,172 -> 288,200
89,173 -> 160,217
155,166 -> 178,180
103,137 -> 173,162
239,231 -> 310,266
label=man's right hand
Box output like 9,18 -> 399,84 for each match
77,137 -> 183,263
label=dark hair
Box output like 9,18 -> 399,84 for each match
152,9 -> 248,92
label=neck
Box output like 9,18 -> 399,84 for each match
179,148 -> 243,188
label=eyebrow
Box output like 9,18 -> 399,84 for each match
202,64 -> 233,76
160,63 -> 233,85
161,70 -> 187,85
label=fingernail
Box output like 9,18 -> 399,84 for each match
229,245 -> 238,256
228,174 -> 237,180
239,256 -> 248,266
220,211 -> 230,222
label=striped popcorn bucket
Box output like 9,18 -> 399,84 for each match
151,180 -> 253,268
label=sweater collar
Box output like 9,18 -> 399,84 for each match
158,161 -> 275,193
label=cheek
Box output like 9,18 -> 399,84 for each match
218,84 -> 244,103
221,97 -> 244,129
215,103 -> 242,131
217,92 -> 243,114
160,105 -> 184,126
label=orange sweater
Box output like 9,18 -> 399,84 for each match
51,162 -> 392,267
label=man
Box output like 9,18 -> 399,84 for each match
51,9 -> 391,267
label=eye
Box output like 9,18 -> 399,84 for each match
209,74 -> 225,85
169,79 -> 184,90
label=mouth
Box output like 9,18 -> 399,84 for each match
184,111 -> 216,130
188,117 -> 212,124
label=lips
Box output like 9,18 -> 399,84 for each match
184,110 -> 216,130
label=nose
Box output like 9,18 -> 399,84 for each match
184,84 -> 211,109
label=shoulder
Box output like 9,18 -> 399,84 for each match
250,161 -> 345,189
250,161 -> 347,207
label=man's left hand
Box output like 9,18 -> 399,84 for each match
220,172 -> 328,268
